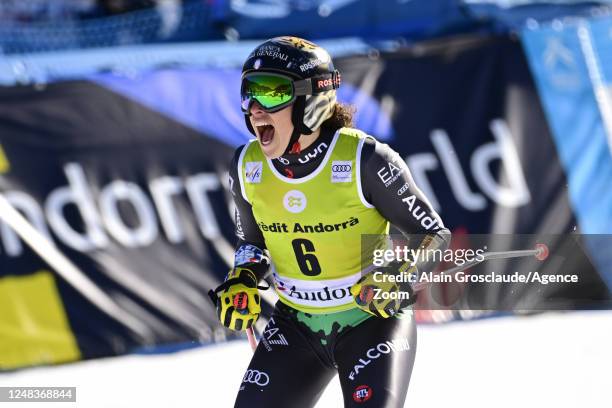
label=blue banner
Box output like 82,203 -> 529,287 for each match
522,15 -> 612,287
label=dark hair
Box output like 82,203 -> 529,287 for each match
321,102 -> 355,132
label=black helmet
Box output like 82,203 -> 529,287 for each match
241,36 -> 341,153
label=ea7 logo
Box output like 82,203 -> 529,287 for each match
245,162 -> 262,183
377,161 -> 404,187
261,317 -> 289,352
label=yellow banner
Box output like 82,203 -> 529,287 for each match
0,143 -> 9,173
0,271 -> 81,370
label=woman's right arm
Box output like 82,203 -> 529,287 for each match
229,146 -> 269,279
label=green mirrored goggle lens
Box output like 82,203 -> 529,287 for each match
241,74 -> 294,111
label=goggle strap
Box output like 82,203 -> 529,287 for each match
294,70 -> 341,96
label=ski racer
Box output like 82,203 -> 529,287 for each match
211,36 -> 451,408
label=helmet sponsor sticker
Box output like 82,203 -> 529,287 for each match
277,36 -> 317,50
300,59 -> 323,72
331,160 -> 352,183
248,45 -> 288,62
316,77 -> 336,90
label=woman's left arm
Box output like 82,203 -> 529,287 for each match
360,137 -> 451,263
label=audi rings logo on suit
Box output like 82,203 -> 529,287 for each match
331,160 -> 352,183
332,164 -> 352,172
242,369 -> 270,387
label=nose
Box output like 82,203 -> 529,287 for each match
249,100 -> 265,115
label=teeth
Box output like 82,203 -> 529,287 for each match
254,122 -> 272,127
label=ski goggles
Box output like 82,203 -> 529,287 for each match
241,70 -> 341,113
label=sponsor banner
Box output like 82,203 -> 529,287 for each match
338,37 -> 612,310
334,36 -> 560,235
521,17 -> 612,289
463,1 -> 606,29
0,81 -> 239,370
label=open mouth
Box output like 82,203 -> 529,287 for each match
256,124 -> 275,146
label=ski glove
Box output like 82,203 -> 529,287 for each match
209,267 -> 261,331
350,261 -> 418,318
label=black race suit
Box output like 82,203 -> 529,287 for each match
228,127 -> 450,408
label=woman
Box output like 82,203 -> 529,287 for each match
211,36 -> 450,407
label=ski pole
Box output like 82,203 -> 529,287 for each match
232,291 -> 258,351
246,327 -> 257,351
412,243 -> 549,292
233,244 -> 550,352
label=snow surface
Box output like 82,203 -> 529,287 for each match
1,311 -> 611,408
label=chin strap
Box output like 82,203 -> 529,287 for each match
284,95 -> 312,155
289,141 -> 301,154
283,127 -> 302,155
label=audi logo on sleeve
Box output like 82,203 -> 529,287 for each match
242,369 -> 270,387
331,160 -> 352,183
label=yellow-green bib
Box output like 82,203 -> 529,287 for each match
238,128 -> 389,313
